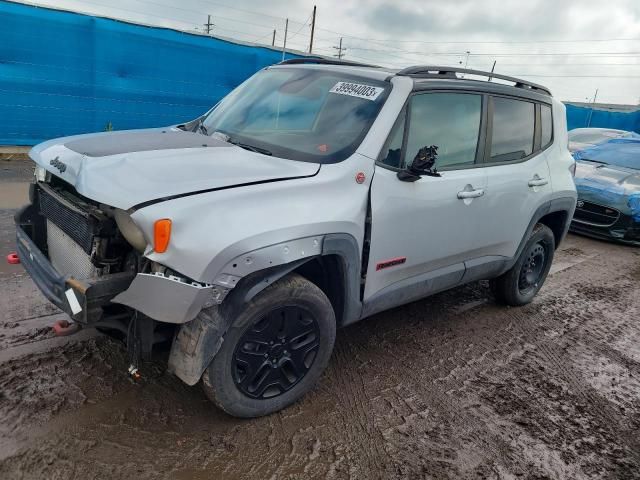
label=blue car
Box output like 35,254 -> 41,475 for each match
571,135 -> 640,245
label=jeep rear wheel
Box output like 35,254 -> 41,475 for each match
202,273 -> 336,418
492,223 -> 555,306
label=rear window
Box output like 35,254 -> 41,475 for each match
541,104 -> 553,148
490,97 -> 534,162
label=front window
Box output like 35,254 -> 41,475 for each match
202,67 -> 390,163
378,93 -> 482,170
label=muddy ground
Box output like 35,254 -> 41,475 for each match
1,159 -> 639,479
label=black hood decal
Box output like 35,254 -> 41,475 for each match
65,130 -> 229,157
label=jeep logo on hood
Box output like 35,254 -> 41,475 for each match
50,157 -> 67,173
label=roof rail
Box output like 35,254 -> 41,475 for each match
397,66 -> 551,95
278,57 -> 381,68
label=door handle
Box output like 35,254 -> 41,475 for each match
457,188 -> 485,199
528,177 -> 548,187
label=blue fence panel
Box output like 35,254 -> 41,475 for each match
565,104 -> 640,133
0,1 -> 301,145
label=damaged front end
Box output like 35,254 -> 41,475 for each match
15,177 -> 230,378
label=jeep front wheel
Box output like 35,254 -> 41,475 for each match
202,273 -> 336,418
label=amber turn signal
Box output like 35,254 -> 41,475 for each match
153,219 -> 172,253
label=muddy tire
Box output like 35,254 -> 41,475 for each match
492,223 -> 555,306
202,273 -> 336,418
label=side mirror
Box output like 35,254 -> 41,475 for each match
397,145 -> 441,182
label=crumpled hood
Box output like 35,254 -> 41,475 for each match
29,128 -> 320,210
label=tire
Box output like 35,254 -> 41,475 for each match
202,273 -> 336,418
492,223 -> 555,306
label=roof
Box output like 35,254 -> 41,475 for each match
276,59 -> 551,97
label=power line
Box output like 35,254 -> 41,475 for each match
344,46 -> 640,57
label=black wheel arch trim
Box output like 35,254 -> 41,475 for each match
500,196 -> 575,275
320,233 -> 363,326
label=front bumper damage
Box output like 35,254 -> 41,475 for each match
15,202 -> 226,325
112,272 -> 228,324
16,204 -> 135,324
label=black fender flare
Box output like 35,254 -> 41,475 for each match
500,196 -> 576,274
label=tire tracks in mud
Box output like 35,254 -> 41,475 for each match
2,235 -> 640,479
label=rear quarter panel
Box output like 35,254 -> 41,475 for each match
548,99 -> 578,202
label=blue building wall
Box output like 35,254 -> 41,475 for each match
565,104 -> 640,134
0,1 -> 301,145
2,1 -> 638,146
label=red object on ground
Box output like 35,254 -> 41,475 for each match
6,252 -> 20,264
52,319 -> 79,336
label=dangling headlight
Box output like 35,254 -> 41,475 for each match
114,209 -> 147,252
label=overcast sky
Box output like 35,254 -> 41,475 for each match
25,0 -> 640,104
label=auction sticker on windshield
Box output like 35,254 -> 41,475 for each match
329,82 -> 384,101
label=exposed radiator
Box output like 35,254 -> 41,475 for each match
46,220 -> 99,279
39,185 -> 95,254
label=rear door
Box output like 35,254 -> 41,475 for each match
471,96 -> 554,262
364,91 -> 487,311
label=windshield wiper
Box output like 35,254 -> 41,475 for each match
228,139 -> 272,156
194,117 -> 208,136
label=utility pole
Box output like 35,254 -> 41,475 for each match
272,29 -> 276,47
586,88 -> 599,127
204,14 -> 214,34
308,5 -> 317,53
281,18 -> 288,61
333,37 -> 345,59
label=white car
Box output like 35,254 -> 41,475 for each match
16,60 -> 577,417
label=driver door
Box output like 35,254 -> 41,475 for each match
363,91 -> 488,314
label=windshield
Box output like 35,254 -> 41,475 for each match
201,67 -> 390,163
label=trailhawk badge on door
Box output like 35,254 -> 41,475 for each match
329,82 -> 384,101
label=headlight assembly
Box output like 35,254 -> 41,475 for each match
114,209 -> 147,252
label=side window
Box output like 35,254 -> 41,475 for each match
490,97 -> 534,162
541,104 -> 553,148
405,93 -> 482,169
379,109 -> 406,168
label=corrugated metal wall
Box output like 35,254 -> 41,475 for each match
0,1 -> 300,145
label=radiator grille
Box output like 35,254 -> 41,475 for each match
46,220 -> 99,279
574,200 -> 620,227
39,187 -> 94,254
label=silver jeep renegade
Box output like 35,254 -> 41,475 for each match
16,60 -> 577,417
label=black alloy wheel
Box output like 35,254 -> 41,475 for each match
232,306 -> 320,399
